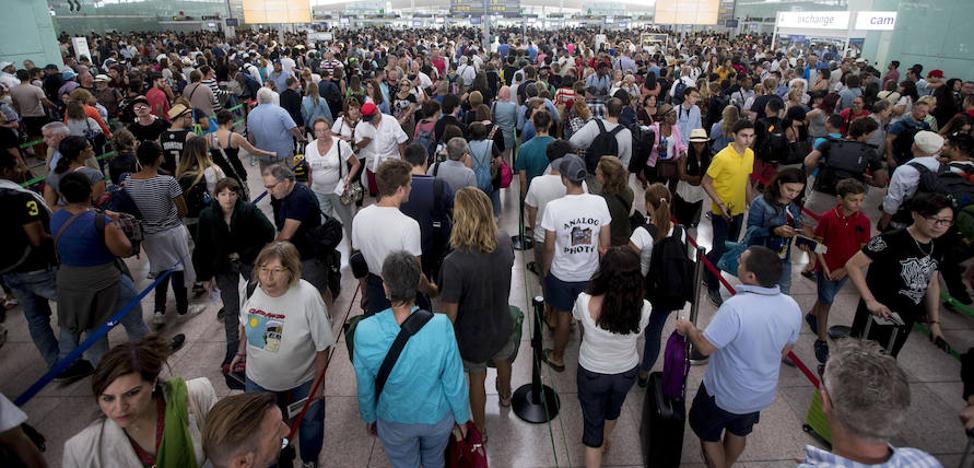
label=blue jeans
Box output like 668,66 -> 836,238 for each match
779,259 -> 792,295
706,214 -> 744,292
2,267 -> 59,368
216,264 -> 251,365
377,411 -> 454,468
58,327 -> 109,367
489,188 -> 501,216
639,308 -> 675,373
117,273 -> 148,341
245,377 -> 324,464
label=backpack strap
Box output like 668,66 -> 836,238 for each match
245,280 -> 258,300
594,118 -> 607,134
433,161 -> 441,177
53,211 -> 87,252
374,309 -> 435,402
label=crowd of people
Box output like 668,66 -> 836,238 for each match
0,23 -> 972,467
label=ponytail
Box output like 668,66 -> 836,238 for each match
645,183 -> 672,243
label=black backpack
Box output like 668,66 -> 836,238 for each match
178,175 -> 212,219
812,138 -> 878,194
891,122 -> 924,167
671,81 -> 688,106
642,224 -> 694,311
757,118 -> 789,164
626,124 -> 656,173
909,161 -> 974,209
586,119 -> 623,173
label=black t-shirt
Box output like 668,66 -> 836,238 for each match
750,94 -> 784,115
127,118 -> 170,143
862,229 -> 944,322
434,115 -> 467,144
0,127 -> 18,153
0,190 -> 55,273
400,175 -> 453,258
160,128 -> 191,174
270,183 -> 321,260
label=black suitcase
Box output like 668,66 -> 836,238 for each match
640,372 -> 685,468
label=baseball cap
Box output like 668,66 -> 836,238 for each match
168,103 -> 191,120
914,130 -> 945,155
558,154 -> 588,183
131,95 -> 149,107
94,74 -> 110,83
361,102 -> 378,121
62,69 -> 77,81
928,69 -> 945,79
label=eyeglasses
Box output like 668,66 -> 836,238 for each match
924,216 -> 954,227
259,267 -> 290,276
133,104 -> 149,110
263,181 -> 281,191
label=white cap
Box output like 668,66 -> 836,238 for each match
914,130 -> 945,155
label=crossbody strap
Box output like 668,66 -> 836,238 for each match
374,309 -> 435,402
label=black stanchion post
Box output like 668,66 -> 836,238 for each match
511,194 -> 533,251
688,246 -> 710,365
513,295 -> 560,423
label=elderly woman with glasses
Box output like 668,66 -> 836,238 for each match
229,241 -> 335,467
304,117 -> 360,242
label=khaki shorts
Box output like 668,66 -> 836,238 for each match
462,334 -> 517,374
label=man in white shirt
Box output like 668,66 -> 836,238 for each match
878,131 -> 944,231
354,102 -> 408,197
568,98 -> 633,169
352,159 -> 436,314
540,154 -> 610,372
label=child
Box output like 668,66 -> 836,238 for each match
806,178 -> 871,363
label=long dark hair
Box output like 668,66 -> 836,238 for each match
588,247 -> 644,335
763,167 -> 805,205
55,136 -> 91,174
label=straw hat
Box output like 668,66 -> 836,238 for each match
689,128 -> 710,143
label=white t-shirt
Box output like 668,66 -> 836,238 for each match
305,137 -> 355,194
352,205 -> 422,275
355,114 -> 408,171
540,193 -> 611,282
203,165 -> 224,195
574,293 -> 652,374
525,174 -> 568,243
0,393 -> 27,432
332,116 -> 356,142
241,279 -> 335,391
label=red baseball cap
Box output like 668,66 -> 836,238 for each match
928,69 -> 944,79
361,102 -> 378,121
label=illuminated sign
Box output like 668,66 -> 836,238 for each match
655,0 -> 719,25
776,11 -> 851,30
242,0 -> 311,24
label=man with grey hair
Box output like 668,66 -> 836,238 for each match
428,136 -> 476,192
42,121 -> 75,171
799,339 -> 939,467
248,87 -> 305,169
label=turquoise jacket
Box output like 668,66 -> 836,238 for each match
353,308 -> 470,425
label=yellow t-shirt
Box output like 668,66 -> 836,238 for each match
705,143 -> 754,216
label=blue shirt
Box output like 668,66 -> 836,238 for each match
799,444 -> 941,467
247,103 -> 297,160
814,132 -> 843,150
268,70 -> 293,94
352,308 -> 471,425
399,175 -> 453,257
49,210 -> 116,267
702,284 -> 801,414
676,104 -> 702,146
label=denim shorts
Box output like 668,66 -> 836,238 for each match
577,365 -> 638,448
543,274 -> 588,312
816,270 -> 849,305
688,382 -> 761,443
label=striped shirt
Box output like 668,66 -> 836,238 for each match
124,175 -> 183,235
800,445 -> 942,467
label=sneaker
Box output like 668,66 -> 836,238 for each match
302,462 -> 318,468
55,359 -> 95,383
216,307 -> 225,321
152,311 -> 165,327
170,333 -> 186,353
805,313 -> 819,335
707,288 -> 723,307
814,339 -> 829,364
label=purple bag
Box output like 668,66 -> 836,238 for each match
661,331 -> 690,401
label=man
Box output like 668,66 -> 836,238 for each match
703,120 -> 756,306
279,77 -> 304,133
516,65 -> 538,105
93,74 -> 123,119
351,159 -> 437,315
585,63 -> 611,98
0,392 -> 46,467
882,60 -> 900,90
41,121 -> 70,171
879,131 -> 944,231
434,94 -> 467,144
127,95 -> 169,143
319,49 -> 343,78
263,160 -> 325,267
268,60 -> 293,94
41,64 -> 63,103
676,246 -> 801,468
144,72 -> 171,121
355,102 -> 408,197
0,62 -> 18,90
747,77 -> 783,122
803,117 -> 886,216
200,65 -> 226,112
160,103 -> 194,174
568,97 -> 633,169
10,69 -> 53,144
456,56 -> 476,90
865,100 -> 892,160
837,96 -> 869,136
675,87 -> 703,146
182,69 -> 215,117
515,110 -> 555,196
615,49 -> 637,75
525,140 -> 576,274
204,393 -> 290,468
885,99 -> 932,169
799,339 -> 939,467
428,136 -> 476,193
248,88 -> 304,170
836,74 -> 863,112
400,143 -> 454,281
539,154 -> 610,372
729,76 -> 754,110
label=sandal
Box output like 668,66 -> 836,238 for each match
496,380 -> 512,407
541,348 -> 565,373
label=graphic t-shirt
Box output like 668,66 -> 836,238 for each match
0,189 -> 55,273
241,279 -> 335,391
862,229 -> 944,321
160,128 -> 191,174
540,193 -> 611,282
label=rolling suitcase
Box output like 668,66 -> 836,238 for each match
640,332 -> 690,468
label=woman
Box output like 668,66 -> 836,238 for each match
65,99 -> 105,154
346,74 -> 366,104
366,79 -> 389,115
811,68 -> 831,93
707,104 -> 738,155
195,178 -> 275,372
393,78 -> 419,137
109,129 -> 139,186
646,104 -> 686,187
306,118 -> 360,240
125,140 -> 194,325
63,336 -> 217,468
492,86 -> 518,154
939,113 -> 974,137
934,82 -> 962,130
468,122 -> 503,214
302,81 -> 334,132
806,92 -> 840,139
568,99 -> 592,139
893,80 -> 919,118
50,172 -> 132,367
574,247 -> 651,468
209,110 -> 277,195
439,187 -> 515,437
846,193 -> 950,358
676,129 -> 712,227
229,242 -> 334,467
597,157 -> 634,246
333,98 -> 365,206
637,94 -> 658,126
352,251 -> 470,468
176,136 -> 225,235
44,136 -> 105,209
746,168 -> 806,295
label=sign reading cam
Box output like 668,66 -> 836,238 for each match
854,11 -> 897,31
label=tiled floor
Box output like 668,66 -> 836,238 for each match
1,154 -> 970,467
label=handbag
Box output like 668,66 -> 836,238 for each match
337,141 -> 364,205
445,421 -> 488,468
716,227 -> 759,275
656,159 -> 679,179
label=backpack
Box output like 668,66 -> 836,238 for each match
908,161 -> 974,210
94,212 -> 143,258
671,81 -> 688,106
413,119 -> 437,162
756,118 -> 789,164
178,174 -> 213,219
470,140 -> 495,192
585,119 -> 623,173
643,224 -> 694,311
626,124 -> 656,173
812,138 -> 878,195
891,121 -> 924,167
